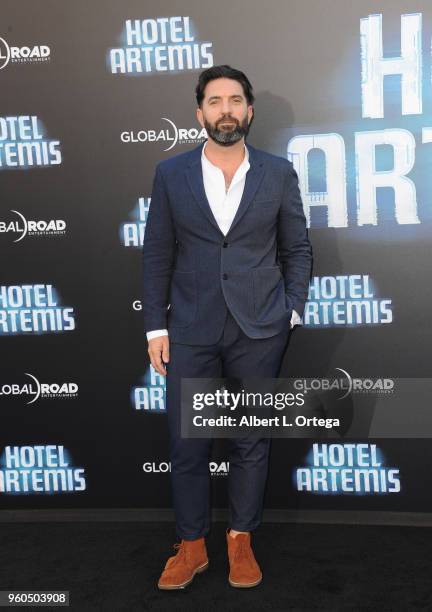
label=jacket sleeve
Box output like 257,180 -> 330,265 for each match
277,163 -> 313,318
142,164 -> 176,333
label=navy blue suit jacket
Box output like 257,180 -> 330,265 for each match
142,141 -> 312,345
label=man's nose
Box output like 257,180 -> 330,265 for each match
221,99 -> 234,114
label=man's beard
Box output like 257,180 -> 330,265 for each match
204,114 -> 250,147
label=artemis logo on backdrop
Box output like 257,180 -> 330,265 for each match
304,274 -> 392,326
0,373 -> 78,405
109,16 -> 214,74
121,117 -> 206,151
0,37 -> 51,70
132,365 -> 166,412
120,197 -> 149,247
295,443 -> 401,494
0,209 -> 66,242
0,116 -> 62,168
0,445 -> 86,494
288,13 -> 431,230
0,285 -> 76,334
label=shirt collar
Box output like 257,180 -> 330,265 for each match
201,140 -> 250,173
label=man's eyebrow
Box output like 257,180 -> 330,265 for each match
207,94 -> 245,101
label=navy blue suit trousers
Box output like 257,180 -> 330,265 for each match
166,303 -> 290,540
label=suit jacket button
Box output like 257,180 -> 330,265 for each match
222,273 -> 228,280
223,241 -> 228,248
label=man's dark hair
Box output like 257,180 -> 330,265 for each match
195,65 -> 255,107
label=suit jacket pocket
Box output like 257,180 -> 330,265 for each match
252,266 -> 288,322
249,199 -> 280,219
167,270 -> 197,328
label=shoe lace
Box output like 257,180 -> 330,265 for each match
171,541 -> 187,566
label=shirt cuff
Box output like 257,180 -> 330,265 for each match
146,329 -> 168,341
290,309 -> 302,329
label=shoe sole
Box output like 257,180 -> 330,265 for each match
228,575 -> 262,588
157,561 -> 209,590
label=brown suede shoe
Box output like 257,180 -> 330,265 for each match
226,529 -> 262,588
158,537 -> 209,590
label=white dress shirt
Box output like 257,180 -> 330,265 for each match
146,141 -> 302,341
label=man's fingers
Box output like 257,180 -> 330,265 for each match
148,337 -> 169,376
162,346 -> 170,364
149,350 -> 165,375
160,337 -> 170,365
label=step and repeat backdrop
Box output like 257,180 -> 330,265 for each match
1,0 -> 432,514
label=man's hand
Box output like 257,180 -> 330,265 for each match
148,335 -> 170,376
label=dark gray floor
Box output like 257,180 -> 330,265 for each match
1,521 -> 431,611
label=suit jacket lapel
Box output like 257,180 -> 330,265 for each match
226,144 -> 265,236
185,142 -> 223,235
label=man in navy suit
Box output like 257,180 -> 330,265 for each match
142,65 -> 312,590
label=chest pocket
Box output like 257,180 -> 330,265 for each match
250,198 -> 280,214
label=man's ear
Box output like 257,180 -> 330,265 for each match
196,106 -> 204,128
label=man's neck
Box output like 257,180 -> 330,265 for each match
203,138 -> 246,168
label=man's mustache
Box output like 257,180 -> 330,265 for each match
216,117 -> 238,126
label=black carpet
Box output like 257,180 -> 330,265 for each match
1,522 -> 431,611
